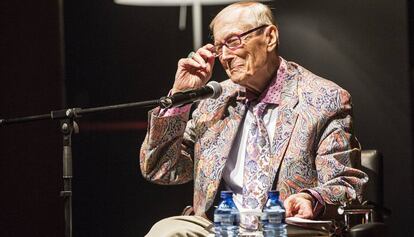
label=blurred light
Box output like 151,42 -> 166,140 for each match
114,0 -> 269,49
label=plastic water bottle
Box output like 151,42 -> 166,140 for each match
214,191 -> 240,237
261,191 -> 287,237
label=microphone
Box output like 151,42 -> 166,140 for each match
159,81 -> 222,109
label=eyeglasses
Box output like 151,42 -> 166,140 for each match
213,25 -> 268,58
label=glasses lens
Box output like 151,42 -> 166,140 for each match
226,36 -> 241,49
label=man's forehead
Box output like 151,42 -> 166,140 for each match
213,8 -> 256,40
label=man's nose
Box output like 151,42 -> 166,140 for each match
220,46 -> 233,60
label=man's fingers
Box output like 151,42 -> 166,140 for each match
181,58 -> 206,70
191,53 -> 207,68
178,58 -> 201,68
292,200 -> 314,219
203,43 -> 215,51
198,46 -> 216,67
284,200 -> 291,217
284,197 -> 296,217
193,48 -> 216,75
294,208 -> 313,219
284,194 -> 315,219
294,202 -> 301,210
197,47 -> 215,59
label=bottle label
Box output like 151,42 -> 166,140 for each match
214,213 -> 239,225
262,211 -> 285,224
268,215 -> 285,224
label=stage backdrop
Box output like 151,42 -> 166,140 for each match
64,0 -> 413,236
0,1 -> 65,237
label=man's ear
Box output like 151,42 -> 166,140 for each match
266,25 -> 279,52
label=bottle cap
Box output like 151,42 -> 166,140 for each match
220,190 -> 233,198
268,190 -> 280,199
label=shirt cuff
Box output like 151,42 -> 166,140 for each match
159,89 -> 192,117
300,189 -> 326,218
160,104 -> 191,117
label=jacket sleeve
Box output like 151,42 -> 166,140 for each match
310,88 -> 369,212
139,107 -> 198,185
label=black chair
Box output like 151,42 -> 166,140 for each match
360,150 -> 384,209
338,150 -> 391,237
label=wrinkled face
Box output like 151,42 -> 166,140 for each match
213,9 -> 269,89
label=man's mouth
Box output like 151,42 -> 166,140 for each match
230,64 -> 244,73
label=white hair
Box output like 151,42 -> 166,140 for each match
209,1 -> 277,33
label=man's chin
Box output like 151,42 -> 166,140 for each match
228,71 -> 249,84
229,76 -> 248,87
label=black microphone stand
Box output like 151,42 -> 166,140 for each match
0,99 -> 161,237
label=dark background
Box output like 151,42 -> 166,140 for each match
1,0 -> 413,236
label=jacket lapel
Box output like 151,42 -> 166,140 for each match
268,65 -> 299,190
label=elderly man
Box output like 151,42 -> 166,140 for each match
140,1 -> 368,236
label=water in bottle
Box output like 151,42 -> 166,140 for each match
261,190 -> 287,237
214,191 -> 240,237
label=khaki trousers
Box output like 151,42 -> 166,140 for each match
145,215 -> 329,237
145,215 -> 213,237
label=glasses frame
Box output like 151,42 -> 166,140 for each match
214,24 -> 269,58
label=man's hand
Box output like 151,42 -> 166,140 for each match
284,193 -> 315,219
172,44 -> 216,94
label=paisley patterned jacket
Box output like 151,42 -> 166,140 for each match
140,58 -> 368,218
